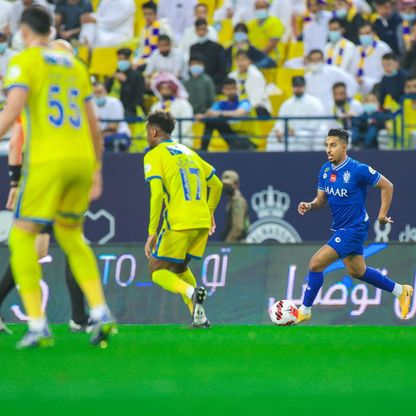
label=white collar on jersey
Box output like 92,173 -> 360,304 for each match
332,156 -> 350,171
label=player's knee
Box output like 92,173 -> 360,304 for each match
54,223 -> 83,253
349,268 -> 365,279
309,257 -> 325,272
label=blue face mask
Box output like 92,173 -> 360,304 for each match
363,103 -> 378,114
335,8 -> 348,19
234,32 -> 248,43
189,64 -> 204,76
328,30 -> 342,43
385,69 -> 398,77
255,9 -> 268,20
359,34 -> 374,47
0,42 -> 7,54
117,60 -> 131,72
401,12 -> 416,22
95,97 -> 106,107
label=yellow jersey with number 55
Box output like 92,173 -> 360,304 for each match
4,46 -> 95,165
144,140 -> 215,231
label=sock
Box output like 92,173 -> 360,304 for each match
65,262 -> 88,324
302,271 -> 324,308
152,269 -> 193,299
299,305 -> 311,315
54,224 -> 105,309
90,304 -> 108,321
9,226 -> 44,319
0,265 -> 16,311
392,284 -> 403,298
178,268 -> 197,314
359,267 -> 395,293
28,317 -> 47,332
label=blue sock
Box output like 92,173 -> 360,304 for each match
303,271 -> 324,307
359,267 -> 395,293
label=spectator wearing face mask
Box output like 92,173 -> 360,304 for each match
267,76 -> 327,151
398,0 -> 416,54
189,18 -> 226,93
324,18 -> 355,72
183,54 -> 216,117
225,23 -> 276,72
305,49 -> 358,114
377,53 -> 407,107
332,0 -> 366,45
105,48 -> 145,119
93,82 -> 132,152
351,22 -> 392,94
247,0 -> 285,62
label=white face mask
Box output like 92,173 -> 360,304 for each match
307,62 -> 324,73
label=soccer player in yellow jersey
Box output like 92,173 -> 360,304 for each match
144,111 -> 223,327
0,6 -> 115,348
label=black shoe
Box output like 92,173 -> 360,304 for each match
192,286 -> 207,307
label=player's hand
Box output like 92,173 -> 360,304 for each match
378,215 -> 394,225
145,235 -> 156,259
6,187 -> 17,211
298,202 -> 311,216
89,169 -> 103,201
209,215 -> 216,236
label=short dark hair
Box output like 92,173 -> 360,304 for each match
189,53 -> 204,64
327,128 -> 349,144
382,52 -> 398,61
142,1 -> 157,12
195,3 -> 208,11
195,18 -> 208,28
333,81 -> 346,91
147,111 -> 176,135
223,78 -> 237,87
375,0 -> 392,5
359,21 -> 373,31
234,23 -> 248,33
117,48 -> 132,58
308,49 -> 324,58
158,34 -> 171,43
20,5 -> 52,35
405,75 -> 416,83
235,50 -> 251,60
329,17 -> 344,27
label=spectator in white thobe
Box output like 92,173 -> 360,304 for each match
270,0 -> 294,42
303,0 -> 332,54
267,76 -> 327,151
350,21 -> 392,94
179,3 -> 218,62
80,0 -> 135,48
305,49 -> 358,114
214,0 -> 255,26
157,0 -> 197,44
0,0 -> 12,34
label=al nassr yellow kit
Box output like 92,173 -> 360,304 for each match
4,46 -> 96,225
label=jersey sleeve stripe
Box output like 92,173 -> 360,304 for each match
318,186 -> 325,191
206,169 -> 216,181
372,173 -> 382,187
6,84 -> 29,91
145,175 -> 163,182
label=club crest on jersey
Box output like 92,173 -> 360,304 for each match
330,173 -> 337,182
343,170 -> 351,184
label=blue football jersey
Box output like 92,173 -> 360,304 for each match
317,157 -> 381,230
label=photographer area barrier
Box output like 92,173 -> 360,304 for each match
0,243 -> 414,326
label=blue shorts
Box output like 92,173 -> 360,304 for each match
327,224 -> 369,259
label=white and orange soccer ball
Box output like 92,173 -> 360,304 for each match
269,300 -> 299,326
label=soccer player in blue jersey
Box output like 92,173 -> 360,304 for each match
296,128 -> 413,323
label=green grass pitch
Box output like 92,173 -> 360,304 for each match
1,325 -> 415,416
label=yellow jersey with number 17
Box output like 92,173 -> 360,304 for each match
4,46 -> 95,165
144,140 -> 215,231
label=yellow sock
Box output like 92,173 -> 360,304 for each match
178,268 -> 197,314
9,226 -> 44,319
54,224 -> 105,308
152,269 -> 194,299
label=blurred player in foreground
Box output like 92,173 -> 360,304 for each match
0,6 -> 115,348
297,128 -> 413,323
144,111 -> 222,327
0,39 -> 90,335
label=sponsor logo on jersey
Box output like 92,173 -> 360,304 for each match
325,186 -> 348,197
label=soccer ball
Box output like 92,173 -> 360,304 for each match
269,300 -> 299,326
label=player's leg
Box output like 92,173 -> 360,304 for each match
343,255 -> 413,318
0,265 -> 15,334
297,244 -> 339,322
9,220 -> 53,348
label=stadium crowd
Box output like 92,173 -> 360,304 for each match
1,0 -> 416,151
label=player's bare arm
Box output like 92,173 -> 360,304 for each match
298,189 -> 327,215
375,175 -> 394,225
0,88 -> 27,138
6,122 -> 24,210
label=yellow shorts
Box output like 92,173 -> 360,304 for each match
152,227 -> 209,263
14,159 -> 95,226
